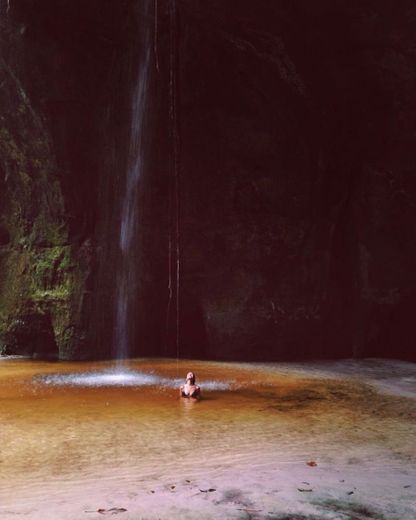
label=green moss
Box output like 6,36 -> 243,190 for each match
0,59 -> 90,359
33,288 -> 70,300
33,246 -> 68,278
17,103 -> 26,115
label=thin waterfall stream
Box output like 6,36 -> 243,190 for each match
1,2 -> 415,518
113,1 -> 152,362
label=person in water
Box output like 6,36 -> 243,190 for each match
180,371 -> 201,398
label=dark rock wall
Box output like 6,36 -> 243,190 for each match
173,0 -> 416,360
0,0 -> 132,358
0,0 -> 415,360
0,27 -> 89,358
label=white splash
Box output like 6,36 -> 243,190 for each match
34,370 -> 233,390
36,370 -> 159,387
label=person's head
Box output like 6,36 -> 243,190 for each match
186,372 -> 195,384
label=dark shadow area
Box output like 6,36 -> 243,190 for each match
1,0 -> 416,362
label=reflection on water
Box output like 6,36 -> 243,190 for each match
0,357 -> 415,518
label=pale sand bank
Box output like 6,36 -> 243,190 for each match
0,358 -> 415,519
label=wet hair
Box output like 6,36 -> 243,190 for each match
186,372 -> 195,384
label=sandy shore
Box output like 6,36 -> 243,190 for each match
0,358 -> 415,519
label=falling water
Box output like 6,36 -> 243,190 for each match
113,2 -> 151,360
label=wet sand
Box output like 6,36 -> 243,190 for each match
0,357 -> 415,519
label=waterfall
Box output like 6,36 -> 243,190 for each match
113,1 -> 151,360
164,0 -> 181,359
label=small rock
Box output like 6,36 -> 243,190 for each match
85,508 -> 127,515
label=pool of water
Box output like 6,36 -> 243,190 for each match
0,357 -> 415,519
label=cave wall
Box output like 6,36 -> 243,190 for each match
0,0 -> 415,361
0,34 -> 90,358
172,0 -> 416,360
0,0 -> 134,358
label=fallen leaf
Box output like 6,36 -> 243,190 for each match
301,481 -> 310,485
306,461 -> 317,467
297,488 -> 313,493
347,491 -> 354,496
170,486 -> 176,490
85,508 -> 127,516
199,488 -> 216,493
404,485 -> 411,489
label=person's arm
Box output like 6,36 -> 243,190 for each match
191,385 -> 201,398
179,385 -> 184,397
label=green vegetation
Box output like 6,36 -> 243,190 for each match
0,58 -> 89,359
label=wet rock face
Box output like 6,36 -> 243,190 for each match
1,0 -> 415,361
0,3 -> 95,359
0,0 -> 141,360
170,0 -> 416,360
2,312 -> 57,359
0,227 -> 10,246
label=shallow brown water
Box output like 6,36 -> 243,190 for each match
0,358 -> 415,519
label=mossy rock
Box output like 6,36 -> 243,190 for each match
2,310 -> 58,359
0,54 -> 91,359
